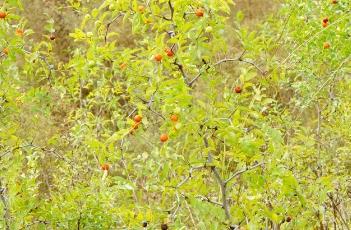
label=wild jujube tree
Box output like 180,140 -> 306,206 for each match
1,0 -> 351,229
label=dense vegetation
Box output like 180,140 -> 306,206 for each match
0,0 -> 350,229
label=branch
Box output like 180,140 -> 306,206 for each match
189,51 -> 266,87
211,165 -> 231,220
176,165 -> 205,188
104,13 -> 123,43
212,50 -> 265,75
202,137 -> 231,220
195,195 -> 223,207
0,181 -> 10,230
224,162 -> 264,185
173,60 -> 189,85
168,0 -> 174,19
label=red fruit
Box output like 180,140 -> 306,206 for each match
170,114 -> 178,122
160,134 -> 169,142
331,0 -> 337,3
165,48 -> 174,57
134,115 -> 142,123
322,17 -> 329,23
195,8 -> 204,17
154,54 -> 162,62
323,42 -> 330,49
0,12 -> 7,19
322,21 -> 328,28
101,163 -> 110,171
2,47 -> 8,55
234,86 -> 242,94
286,216 -> 292,222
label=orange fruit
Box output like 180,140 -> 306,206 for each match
160,134 -> 169,142
322,21 -> 328,28
195,8 -> 204,17
154,54 -> 162,62
101,163 -> 110,171
234,86 -> 242,94
0,12 -> 7,19
134,115 -> 142,123
323,42 -> 330,49
165,48 -> 174,57
170,114 -> 178,122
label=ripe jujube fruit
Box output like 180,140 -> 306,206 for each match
323,42 -> 330,49
195,8 -> 204,17
101,163 -> 110,171
286,216 -> 292,222
134,115 -> 142,123
234,86 -> 242,94
161,223 -> 168,230
0,11 -> 7,19
170,114 -> 178,122
154,54 -> 162,62
160,134 -> 169,142
165,48 -> 174,57
322,17 -> 329,23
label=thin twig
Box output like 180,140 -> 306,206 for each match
0,181 -> 10,230
176,165 -> 205,188
104,13 -> 123,43
195,195 -> 223,207
224,162 -> 264,185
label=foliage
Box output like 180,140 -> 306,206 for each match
0,0 -> 351,229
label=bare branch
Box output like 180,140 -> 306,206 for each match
104,13 -> 124,43
195,195 -> 223,207
189,50 -> 265,87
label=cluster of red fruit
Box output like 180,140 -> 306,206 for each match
153,8 -> 204,62
129,114 -> 179,143
154,47 -> 174,62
